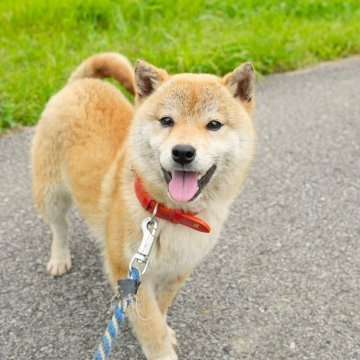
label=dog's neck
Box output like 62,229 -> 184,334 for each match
134,176 -> 211,233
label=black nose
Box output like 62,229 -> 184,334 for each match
172,145 -> 196,165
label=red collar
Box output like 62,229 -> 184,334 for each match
134,177 -> 211,233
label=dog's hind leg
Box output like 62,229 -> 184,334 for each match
37,182 -> 72,276
44,188 -> 72,276
32,120 -> 74,277
33,159 -> 73,276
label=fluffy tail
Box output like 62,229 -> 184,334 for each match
68,52 -> 135,95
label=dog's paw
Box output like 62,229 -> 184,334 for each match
47,257 -> 72,276
146,339 -> 178,360
150,354 -> 178,360
167,325 -> 177,348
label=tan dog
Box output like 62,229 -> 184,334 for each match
31,52 -> 256,359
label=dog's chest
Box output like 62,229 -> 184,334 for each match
147,219 -> 220,277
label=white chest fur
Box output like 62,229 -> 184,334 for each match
144,207 -> 226,281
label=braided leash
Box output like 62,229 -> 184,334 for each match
94,209 -> 159,360
94,268 -> 140,360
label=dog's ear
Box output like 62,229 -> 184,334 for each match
223,62 -> 255,113
135,60 -> 168,100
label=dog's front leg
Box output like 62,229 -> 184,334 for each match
156,271 -> 191,318
127,282 -> 178,360
155,270 -> 192,351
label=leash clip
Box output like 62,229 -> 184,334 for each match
129,210 -> 159,276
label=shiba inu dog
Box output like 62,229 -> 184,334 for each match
32,52 -> 256,359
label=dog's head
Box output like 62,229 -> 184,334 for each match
128,61 -> 255,209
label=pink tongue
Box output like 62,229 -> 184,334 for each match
168,170 -> 199,202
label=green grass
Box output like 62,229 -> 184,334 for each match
1,0 -> 360,131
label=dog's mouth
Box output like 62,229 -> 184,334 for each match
162,165 -> 216,203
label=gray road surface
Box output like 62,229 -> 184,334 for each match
1,57 -> 360,359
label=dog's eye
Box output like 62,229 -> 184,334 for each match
159,117 -> 174,128
206,120 -> 223,131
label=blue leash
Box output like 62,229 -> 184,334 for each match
94,268 -> 141,360
94,214 -> 159,360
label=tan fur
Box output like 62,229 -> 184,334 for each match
68,52 -> 135,94
32,53 -> 256,359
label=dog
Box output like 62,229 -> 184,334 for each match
31,52 -> 256,359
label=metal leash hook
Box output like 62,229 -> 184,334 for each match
129,203 -> 159,276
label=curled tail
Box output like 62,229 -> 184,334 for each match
68,52 -> 135,95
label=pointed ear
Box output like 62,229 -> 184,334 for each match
223,62 -> 255,112
135,60 -> 168,99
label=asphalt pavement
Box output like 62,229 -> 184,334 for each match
1,57 -> 359,360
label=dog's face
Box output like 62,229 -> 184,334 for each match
129,61 -> 255,207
